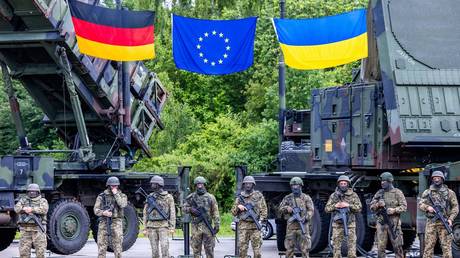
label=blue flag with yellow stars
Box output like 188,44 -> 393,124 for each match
172,14 -> 257,75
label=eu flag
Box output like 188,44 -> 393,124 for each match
172,14 -> 257,75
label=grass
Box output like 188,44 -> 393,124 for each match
13,213 -> 236,241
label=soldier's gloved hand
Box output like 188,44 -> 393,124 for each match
237,204 -> 247,211
448,219 -> 453,227
378,200 -> 385,208
143,229 -> 148,236
286,207 -> 293,214
190,207 -> 200,216
213,224 -> 220,234
102,210 -> 112,217
387,208 -> 396,215
23,207 -> 33,214
170,228 -> 175,236
427,206 -> 435,213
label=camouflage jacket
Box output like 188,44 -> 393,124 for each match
419,184 -> 459,221
142,190 -> 176,229
14,195 -> 49,229
231,190 -> 268,230
184,191 -> 220,228
370,187 -> 407,224
279,193 -> 314,230
325,188 -> 362,224
94,189 -> 127,219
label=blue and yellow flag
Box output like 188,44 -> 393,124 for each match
273,9 -> 368,70
172,14 -> 257,75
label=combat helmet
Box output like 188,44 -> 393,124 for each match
380,172 -> 394,182
150,175 -> 164,186
431,170 -> 445,180
194,176 -> 207,185
290,177 -> 304,186
106,176 -> 120,186
27,183 -> 40,193
242,176 -> 256,185
337,175 -> 351,184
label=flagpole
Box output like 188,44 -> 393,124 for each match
278,0 -> 286,153
115,0 -> 131,145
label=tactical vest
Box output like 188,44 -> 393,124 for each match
189,192 -> 213,224
238,191 -> 262,222
427,187 -> 450,219
100,192 -> 124,218
17,197 -> 46,226
332,191 -> 356,224
147,192 -> 170,221
283,193 -> 309,222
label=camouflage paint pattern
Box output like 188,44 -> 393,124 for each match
0,156 -> 54,191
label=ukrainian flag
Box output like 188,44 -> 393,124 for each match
273,9 -> 368,70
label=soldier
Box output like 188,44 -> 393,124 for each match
14,183 -> 49,258
419,170 -> 459,258
369,172 -> 407,258
94,176 -> 128,258
325,175 -> 362,258
231,175 -> 268,258
279,177 -> 314,258
183,176 -> 220,258
143,175 -> 176,258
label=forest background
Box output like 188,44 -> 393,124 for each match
0,0 -> 367,210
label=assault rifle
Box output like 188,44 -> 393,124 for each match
190,198 -> 219,242
238,195 -> 262,231
21,213 -> 46,233
287,198 -> 306,235
136,187 -> 168,220
428,192 -> 453,235
337,207 -> 349,237
102,194 -> 115,244
375,194 -> 398,241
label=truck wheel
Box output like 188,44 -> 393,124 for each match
0,228 -> 16,251
275,218 -> 287,251
310,199 -> 330,253
47,199 -> 90,255
261,221 -> 274,240
93,203 -> 139,252
341,212 -> 375,256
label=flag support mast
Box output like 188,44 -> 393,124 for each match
278,0 -> 286,152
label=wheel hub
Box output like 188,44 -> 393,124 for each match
60,213 -> 80,240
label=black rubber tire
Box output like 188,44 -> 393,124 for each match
310,199 -> 330,253
0,228 -> 16,251
92,203 -> 139,252
262,221 -> 274,240
341,211 -> 375,256
47,199 -> 90,255
275,218 -> 287,252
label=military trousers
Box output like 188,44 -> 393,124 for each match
423,220 -> 453,258
331,222 -> 356,258
97,218 -> 123,258
238,227 -> 262,258
147,227 -> 169,258
285,226 -> 311,258
19,226 -> 47,258
376,219 -> 404,258
191,223 -> 215,258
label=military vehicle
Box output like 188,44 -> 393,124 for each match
237,0 -> 460,255
0,0 -> 184,254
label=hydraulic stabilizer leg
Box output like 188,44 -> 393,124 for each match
0,61 -> 29,149
56,47 -> 95,162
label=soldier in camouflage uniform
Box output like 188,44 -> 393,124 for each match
231,176 -> 268,258
369,172 -> 406,258
14,183 -> 49,258
279,177 -> 314,258
183,176 -> 220,258
94,176 -> 128,258
419,171 -> 459,258
325,175 -> 362,258
143,175 -> 176,258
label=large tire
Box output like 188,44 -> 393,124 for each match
0,228 -> 16,251
341,211 -> 375,256
310,199 -> 330,253
47,199 -> 90,255
275,218 -> 287,252
261,221 -> 274,240
92,203 -> 139,252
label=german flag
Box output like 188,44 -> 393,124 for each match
68,0 -> 155,61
